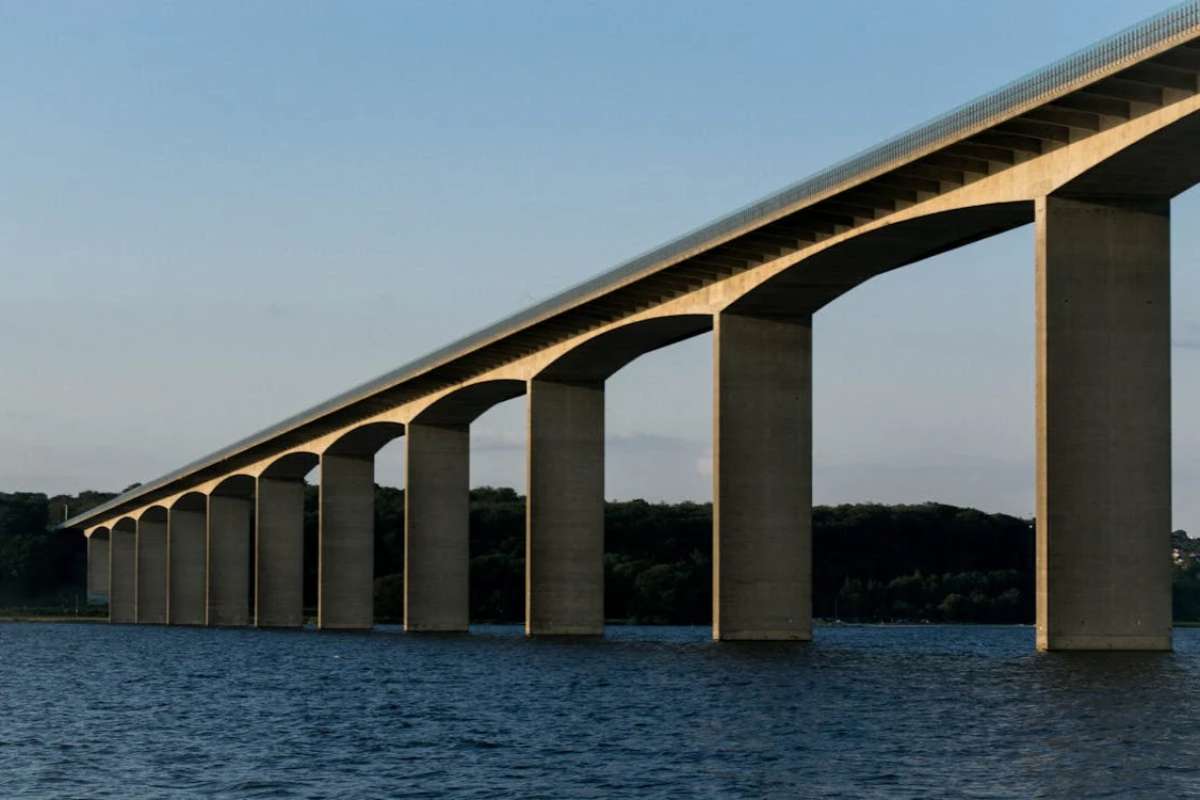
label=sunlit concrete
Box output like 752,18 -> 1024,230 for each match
526,379 -> 605,636
135,510 -> 167,625
318,454 -> 375,630
712,312 -> 812,641
86,529 -> 109,605
63,27 -> 1200,650
208,486 -> 252,627
1035,196 -> 1173,651
405,423 -> 469,632
256,476 -> 306,628
167,495 -> 206,626
109,521 -> 136,624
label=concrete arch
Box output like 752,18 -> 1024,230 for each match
261,451 -> 319,480
107,517 -> 138,623
211,474 -> 255,498
138,505 -> 168,523
170,492 -> 207,512
85,525 -> 112,605
411,379 -> 525,427
324,421 -> 405,458
534,314 -> 713,384
727,202 -> 1034,318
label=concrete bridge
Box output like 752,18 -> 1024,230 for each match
65,4 -> 1200,650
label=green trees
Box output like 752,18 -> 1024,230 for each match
10,485 -> 1200,625
367,492 -> 1038,625
0,491 -> 100,607
833,570 -> 1029,623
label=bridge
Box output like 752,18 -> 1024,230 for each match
64,3 -> 1200,650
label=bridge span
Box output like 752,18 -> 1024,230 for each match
66,3 -> 1200,649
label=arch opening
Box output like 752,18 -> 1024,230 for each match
139,506 -> 168,523
535,315 -> 711,385
727,203 -> 1034,318
601,325 -> 713,629
808,221 -> 1036,625
256,452 -> 319,627
325,422 -> 405,458
170,492 -> 206,513
522,314 -> 714,634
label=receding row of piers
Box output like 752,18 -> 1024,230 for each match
81,198 -> 1175,647
84,310 -> 815,638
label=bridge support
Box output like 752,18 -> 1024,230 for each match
207,495 -> 252,626
405,423 -> 470,632
526,379 -> 605,636
318,454 -> 374,630
1036,196 -> 1172,651
86,532 -> 109,605
135,515 -> 167,624
168,506 -> 206,626
713,311 -> 812,641
109,525 -> 136,623
256,477 -> 306,628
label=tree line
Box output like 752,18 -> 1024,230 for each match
3,487 -> 1199,624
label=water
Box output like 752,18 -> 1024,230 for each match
2,624 -> 1199,799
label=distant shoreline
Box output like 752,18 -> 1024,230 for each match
4,614 -> 1200,629
0,615 -> 106,624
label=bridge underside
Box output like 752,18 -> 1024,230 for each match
72,17 -> 1200,650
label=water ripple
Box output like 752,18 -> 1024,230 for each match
2,624 -> 1199,798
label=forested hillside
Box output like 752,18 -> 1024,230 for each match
4,488 -> 1198,624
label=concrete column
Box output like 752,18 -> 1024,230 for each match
109,527 -> 136,624
526,379 -> 604,636
167,508 -> 206,626
1036,195 -> 1172,651
135,517 -> 167,624
87,534 -> 109,604
256,477 -> 305,628
207,495 -> 252,626
405,422 -> 469,632
319,454 -> 374,630
713,311 -> 812,641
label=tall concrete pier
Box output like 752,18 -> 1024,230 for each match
86,530 -> 109,605
404,423 -> 470,632
1036,196 -> 1173,650
108,522 -> 136,624
208,489 -> 251,627
713,312 -> 812,641
526,378 -> 606,636
318,454 -> 375,630
66,5 -> 1200,650
135,511 -> 167,625
256,476 -> 306,628
168,497 -> 206,626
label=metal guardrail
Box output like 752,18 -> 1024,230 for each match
64,1 -> 1200,530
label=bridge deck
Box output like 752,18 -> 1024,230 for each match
64,1 -> 1200,531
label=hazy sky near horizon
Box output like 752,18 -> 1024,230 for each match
5,1 -> 1200,528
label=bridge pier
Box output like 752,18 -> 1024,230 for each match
86,532 -> 109,605
318,454 -> 374,630
135,514 -> 167,624
405,423 -> 470,632
1036,195 -> 1172,651
207,494 -> 252,626
526,378 -> 605,636
713,311 -> 812,641
256,477 -> 306,628
109,524 -> 136,623
167,504 -> 206,626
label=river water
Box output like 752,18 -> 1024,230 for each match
2,623 -> 1198,798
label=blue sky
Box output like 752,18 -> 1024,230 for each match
4,1 -> 1200,529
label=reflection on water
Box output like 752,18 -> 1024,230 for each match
1,623 -> 1197,798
